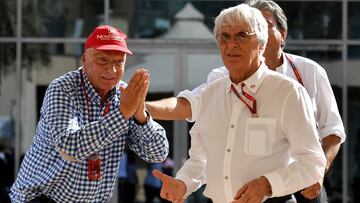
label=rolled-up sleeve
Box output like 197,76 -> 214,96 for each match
315,67 -> 346,143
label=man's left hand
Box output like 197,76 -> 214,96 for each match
300,179 -> 323,200
232,176 -> 271,203
133,72 -> 149,124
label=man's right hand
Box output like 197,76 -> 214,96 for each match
119,69 -> 149,119
153,169 -> 187,203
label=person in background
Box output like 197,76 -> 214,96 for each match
0,145 -> 14,203
146,0 -> 345,202
153,4 -> 326,203
118,152 -> 128,203
10,25 -> 169,203
124,150 -> 139,203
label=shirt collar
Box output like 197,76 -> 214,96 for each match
225,62 -> 268,94
275,52 -> 291,75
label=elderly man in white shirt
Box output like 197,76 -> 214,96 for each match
152,3 -> 326,203
147,0 -> 345,202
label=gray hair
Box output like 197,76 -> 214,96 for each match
247,0 -> 287,48
213,3 -> 268,50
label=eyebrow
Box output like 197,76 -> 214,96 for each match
220,30 -> 251,35
93,52 -> 109,57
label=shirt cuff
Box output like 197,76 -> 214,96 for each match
263,171 -> 283,198
319,127 -> 346,143
133,113 -> 154,132
175,174 -> 201,198
133,110 -> 151,125
177,90 -> 199,122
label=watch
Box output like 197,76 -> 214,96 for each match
134,110 -> 150,125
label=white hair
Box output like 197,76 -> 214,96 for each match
213,3 -> 268,53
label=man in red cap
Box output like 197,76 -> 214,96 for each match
10,25 -> 169,203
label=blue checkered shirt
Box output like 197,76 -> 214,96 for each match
10,68 -> 169,203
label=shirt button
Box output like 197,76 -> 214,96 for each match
227,148 -> 231,152
230,125 -> 234,128
225,176 -> 228,180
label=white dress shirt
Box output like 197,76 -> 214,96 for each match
178,53 -> 346,142
175,63 -> 326,203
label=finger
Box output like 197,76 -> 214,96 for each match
301,184 -> 319,196
119,85 -> 126,93
127,69 -> 146,90
123,72 -> 148,105
302,192 -> 318,200
126,70 -> 141,88
234,185 -> 248,200
300,188 -> 311,196
139,77 -> 149,102
160,189 -> 168,200
133,69 -> 148,91
153,169 -> 170,183
301,189 -> 317,199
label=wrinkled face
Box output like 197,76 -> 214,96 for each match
83,48 -> 126,96
261,10 -> 286,60
217,23 -> 263,74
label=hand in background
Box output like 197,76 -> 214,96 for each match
232,176 -> 272,203
300,179 -> 323,200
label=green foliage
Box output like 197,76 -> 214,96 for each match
0,0 -> 51,83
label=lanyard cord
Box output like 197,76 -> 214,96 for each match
285,54 -> 304,86
80,70 -> 111,122
231,83 -> 258,117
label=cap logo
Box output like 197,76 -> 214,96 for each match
96,28 -> 124,41
108,27 -> 117,35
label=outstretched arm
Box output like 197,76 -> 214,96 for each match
146,97 -> 191,120
146,66 -> 228,121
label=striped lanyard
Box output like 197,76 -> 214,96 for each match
285,54 -> 304,86
231,83 -> 258,118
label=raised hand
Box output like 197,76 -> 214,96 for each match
133,71 -> 149,124
153,169 -> 186,203
119,69 -> 149,119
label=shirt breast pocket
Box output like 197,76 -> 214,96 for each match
244,118 -> 277,156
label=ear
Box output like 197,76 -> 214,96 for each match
280,30 -> 287,46
81,54 -> 86,63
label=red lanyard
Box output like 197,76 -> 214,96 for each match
80,70 -> 111,122
285,54 -> 304,86
80,69 -> 111,181
231,84 -> 258,117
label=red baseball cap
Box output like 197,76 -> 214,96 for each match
85,25 -> 133,55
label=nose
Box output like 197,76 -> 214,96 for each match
226,39 -> 240,49
103,63 -> 118,73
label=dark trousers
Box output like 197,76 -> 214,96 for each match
205,195 -> 292,203
294,187 -> 327,203
144,185 -> 171,203
27,195 -> 56,203
118,180 -> 137,203
264,195 -> 293,203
